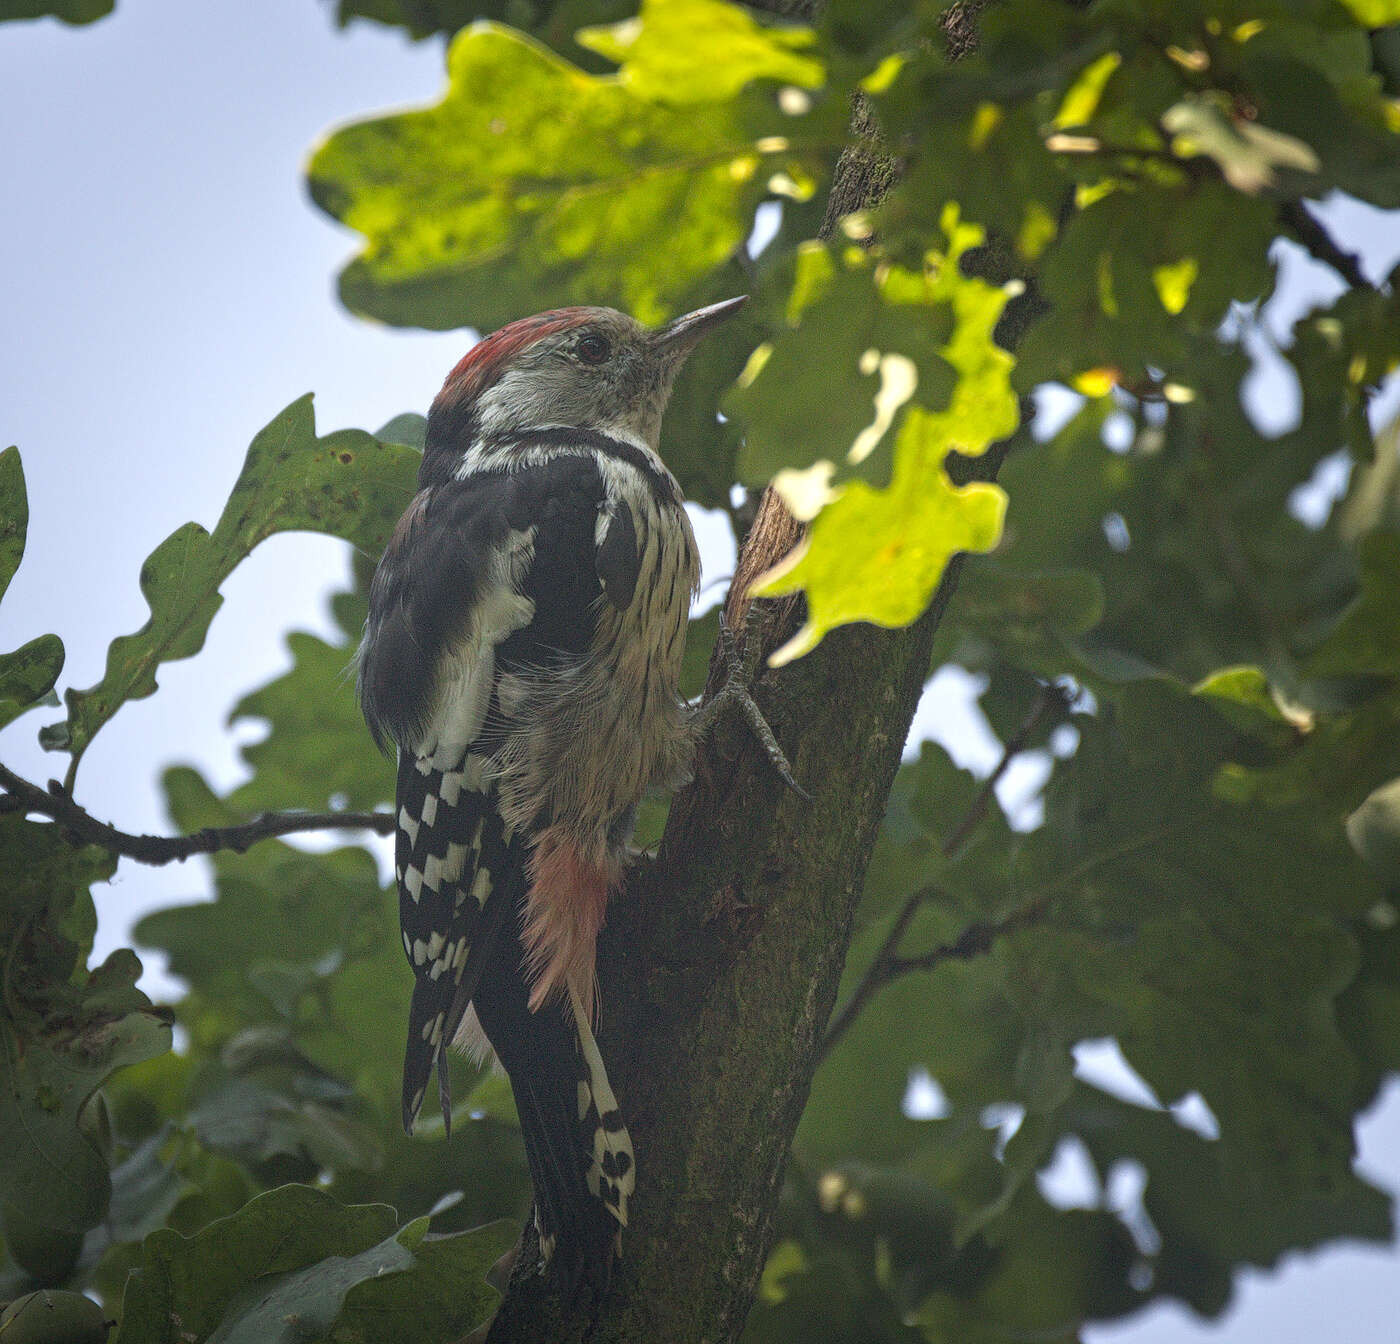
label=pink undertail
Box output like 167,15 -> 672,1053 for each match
521,828 -> 619,1021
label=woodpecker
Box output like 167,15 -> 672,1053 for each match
357,296 -> 746,1294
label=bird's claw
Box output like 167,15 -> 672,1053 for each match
694,607 -> 809,801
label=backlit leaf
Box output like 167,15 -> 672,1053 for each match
754,407 -> 1007,665
306,15 -> 832,330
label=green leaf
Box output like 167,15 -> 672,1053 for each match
206,1221 -> 416,1344
738,210 -> 1016,663
113,1185 -> 510,1344
1341,0 -> 1400,24
138,767 -> 413,1124
0,1290 -> 109,1344
1310,531 -> 1400,677
51,397 -> 418,770
808,665 -> 1394,1325
754,406 -> 1007,665
577,0 -> 823,105
225,612 -> 392,815
306,15 -> 830,330
1191,666 -> 1306,746
0,634 -> 65,731
0,449 -> 67,728
113,1185 -> 391,1344
328,0 -> 635,47
1347,776 -> 1400,882
1016,182 -> 1276,388
0,0 -> 112,25
949,562 -> 1104,658
732,211 -> 1016,497
0,445 -> 27,602
373,412 -> 428,452
0,813 -> 114,964
727,247 -> 958,491
325,1217 -> 516,1343
1,950 -> 170,1235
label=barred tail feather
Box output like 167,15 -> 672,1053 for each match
569,987 -> 635,1230
395,747 -> 518,1136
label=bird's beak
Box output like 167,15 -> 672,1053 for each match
653,295 -> 748,356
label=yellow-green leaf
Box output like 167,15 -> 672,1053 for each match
1338,0 -> 1400,24
1052,50 -> 1121,129
307,20 -> 826,330
754,407 -> 1008,665
577,0 -> 823,105
730,208 -> 1018,507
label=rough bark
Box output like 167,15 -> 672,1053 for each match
485,532 -> 963,1344
483,5 -> 998,1339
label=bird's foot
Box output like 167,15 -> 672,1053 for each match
693,609 -> 809,800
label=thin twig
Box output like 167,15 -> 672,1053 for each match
818,680 -> 1070,1060
887,896 -> 1050,976
1278,201 -> 1372,293
0,761 -> 392,866
941,680 -> 1071,861
818,885 -> 933,1060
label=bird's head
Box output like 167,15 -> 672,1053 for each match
421,297 -> 746,483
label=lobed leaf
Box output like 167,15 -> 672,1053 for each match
753,407 -> 1008,666
0,634 -> 65,731
50,396 -> 418,770
577,0 -> 823,105
0,829 -> 170,1239
113,1184 -> 512,1344
306,11 -> 831,330
0,448 -> 67,729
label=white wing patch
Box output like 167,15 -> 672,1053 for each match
416,529 -> 536,766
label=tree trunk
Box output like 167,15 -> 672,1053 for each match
484,5 -> 994,1338
486,518 -> 962,1344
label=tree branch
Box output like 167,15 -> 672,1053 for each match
889,895 -> 1050,976
0,761 -> 392,865
818,679 -> 1069,1063
818,884 -> 938,1062
1278,200 -> 1372,293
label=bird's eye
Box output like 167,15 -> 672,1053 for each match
576,332 -> 611,365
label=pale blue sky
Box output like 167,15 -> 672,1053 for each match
1,3 -> 1396,1339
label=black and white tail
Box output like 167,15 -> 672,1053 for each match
393,747 -> 634,1293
